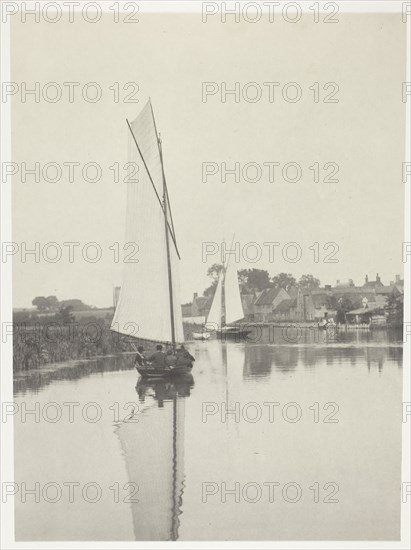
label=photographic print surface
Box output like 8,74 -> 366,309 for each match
3,1 -> 408,544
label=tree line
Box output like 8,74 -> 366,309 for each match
203,265 -> 320,296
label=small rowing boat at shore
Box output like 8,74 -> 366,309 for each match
192,331 -> 211,341
216,326 -> 252,340
318,318 -> 337,330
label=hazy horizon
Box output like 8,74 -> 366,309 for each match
11,12 -> 406,309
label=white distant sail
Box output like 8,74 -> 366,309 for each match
206,272 -> 223,328
111,100 -> 184,344
224,256 -> 244,325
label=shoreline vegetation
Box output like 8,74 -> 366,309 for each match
12,309 -> 206,371
12,270 -> 404,371
12,310 -> 403,372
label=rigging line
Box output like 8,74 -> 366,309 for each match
126,118 -> 181,260
224,233 -> 236,271
149,99 -> 178,245
159,142 -> 178,252
164,182 -> 177,244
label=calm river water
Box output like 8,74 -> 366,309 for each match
13,327 -> 403,541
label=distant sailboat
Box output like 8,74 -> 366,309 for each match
205,247 -> 251,340
111,100 -> 193,374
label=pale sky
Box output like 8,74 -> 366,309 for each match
11,12 -> 406,308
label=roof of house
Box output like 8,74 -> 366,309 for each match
254,287 -> 283,306
287,286 -> 299,298
364,281 -> 384,289
241,294 -> 255,315
375,285 -> 398,295
347,304 -> 383,315
332,289 -> 376,304
194,295 -> 210,307
335,281 -> 354,288
310,291 -> 331,308
333,287 -> 375,295
181,304 -> 192,316
274,298 -> 297,312
310,287 -> 378,308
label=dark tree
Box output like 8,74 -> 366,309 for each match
206,263 -> 224,281
58,305 -> 75,324
203,263 -> 223,296
45,295 -> 59,310
59,299 -> 90,311
203,280 -> 218,297
299,274 -> 321,293
32,296 -> 48,312
238,268 -> 271,292
271,273 -> 296,290
385,294 -> 404,327
325,295 -> 338,310
335,297 -> 353,324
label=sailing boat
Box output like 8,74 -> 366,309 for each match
111,100 -> 193,376
204,248 -> 251,340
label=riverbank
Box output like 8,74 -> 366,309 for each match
12,317 -> 203,371
12,312 -> 403,372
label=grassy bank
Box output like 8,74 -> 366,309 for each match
12,312 -> 200,371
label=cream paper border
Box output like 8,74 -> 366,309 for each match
0,1 -> 410,548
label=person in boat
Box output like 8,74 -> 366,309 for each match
134,346 -> 146,368
165,348 -> 177,368
148,344 -> 167,369
176,345 -> 195,367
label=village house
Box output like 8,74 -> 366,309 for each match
345,304 -> 385,325
181,273 -> 404,326
253,287 -> 291,322
332,286 -> 376,306
363,273 -> 384,289
269,287 -> 306,321
241,293 -> 257,321
388,274 -> 404,291
181,292 -> 211,324
306,287 -> 336,320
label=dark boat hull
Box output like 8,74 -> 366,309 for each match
216,328 -> 252,340
136,364 -> 193,378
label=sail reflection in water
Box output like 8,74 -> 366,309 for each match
13,329 -> 403,541
115,375 -> 194,541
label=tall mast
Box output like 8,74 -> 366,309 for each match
158,134 -> 176,347
222,235 -> 235,327
221,238 -> 226,327
221,265 -> 226,328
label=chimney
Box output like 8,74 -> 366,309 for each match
365,274 -> 368,284
193,292 -> 198,300
349,279 -> 354,286
376,273 -> 380,283
396,274 -> 400,283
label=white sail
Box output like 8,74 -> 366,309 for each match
111,101 -> 184,343
206,273 -> 223,329
224,256 -> 244,325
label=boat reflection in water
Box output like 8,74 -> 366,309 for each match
12,329 -> 403,541
115,374 -> 194,541
136,374 -> 194,407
